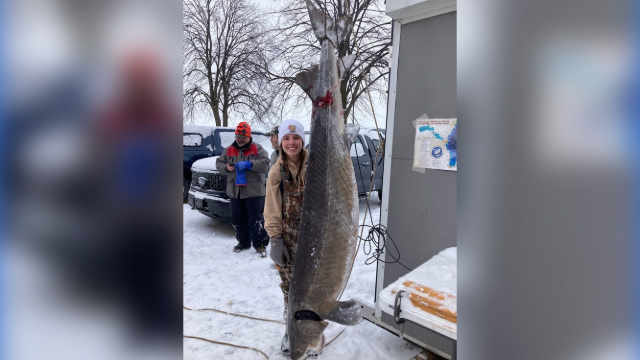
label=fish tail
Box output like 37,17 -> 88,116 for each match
305,0 -> 352,46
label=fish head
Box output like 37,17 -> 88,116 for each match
288,310 -> 328,360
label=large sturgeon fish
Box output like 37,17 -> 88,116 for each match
286,1 -> 362,358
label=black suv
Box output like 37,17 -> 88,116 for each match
183,125 -> 267,201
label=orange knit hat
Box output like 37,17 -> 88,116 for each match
235,122 -> 251,137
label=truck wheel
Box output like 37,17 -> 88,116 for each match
377,189 -> 382,201
183,177 -> 190,202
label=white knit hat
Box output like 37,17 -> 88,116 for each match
278,119 -> 305,145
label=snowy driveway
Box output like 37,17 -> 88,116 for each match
183,195 -> 421,359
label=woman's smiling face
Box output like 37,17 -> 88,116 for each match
281,134 -> 303,157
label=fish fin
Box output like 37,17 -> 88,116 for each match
324,300 -> 363,326
295,65 -> 319,98
337,54 -> 356,79
305,0 -> 352,45
345,124 -> 360,147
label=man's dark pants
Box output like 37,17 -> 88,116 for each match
230,196 -> 269,250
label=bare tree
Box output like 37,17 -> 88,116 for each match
183,0 -> 275,126
268,0 -> 391,124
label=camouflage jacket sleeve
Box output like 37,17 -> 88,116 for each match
215,148 -> 230,173
249,145 -> 270,174
264,164 -> 283,238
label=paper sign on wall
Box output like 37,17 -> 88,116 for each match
413,118 -> 457,171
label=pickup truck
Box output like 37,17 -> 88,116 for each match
183,125 -> 267,201
187,136 -> 276,222
187,128 -> 385,222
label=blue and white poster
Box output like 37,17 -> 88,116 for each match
413,118 -> 457,171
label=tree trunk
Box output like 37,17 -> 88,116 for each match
222,90 -> 229,127
341,78 -> 349,124
212,103 -> 221,127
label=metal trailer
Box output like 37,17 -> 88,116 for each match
357,1 -> 457,358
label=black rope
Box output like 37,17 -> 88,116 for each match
357,223 -> 412,271
338,6 -> 410,273
352,135 -> 412,272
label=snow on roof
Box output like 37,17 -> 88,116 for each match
359,127 -> 385,140
386,0 -> 455,21
183,125 -> 215,138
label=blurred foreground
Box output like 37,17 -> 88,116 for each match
458,0 -> 636,359
3,0 -> 182,359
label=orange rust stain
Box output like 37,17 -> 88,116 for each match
407,292 -> 457,324
391,281 -> 457,324
402,281 -> 449,301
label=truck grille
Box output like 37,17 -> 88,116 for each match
191,170 -> 225,192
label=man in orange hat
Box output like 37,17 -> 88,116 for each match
216,122 -> 271,257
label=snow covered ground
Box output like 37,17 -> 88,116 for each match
183,195 -> 422,359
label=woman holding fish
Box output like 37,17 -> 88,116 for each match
264,119 -> 308,351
